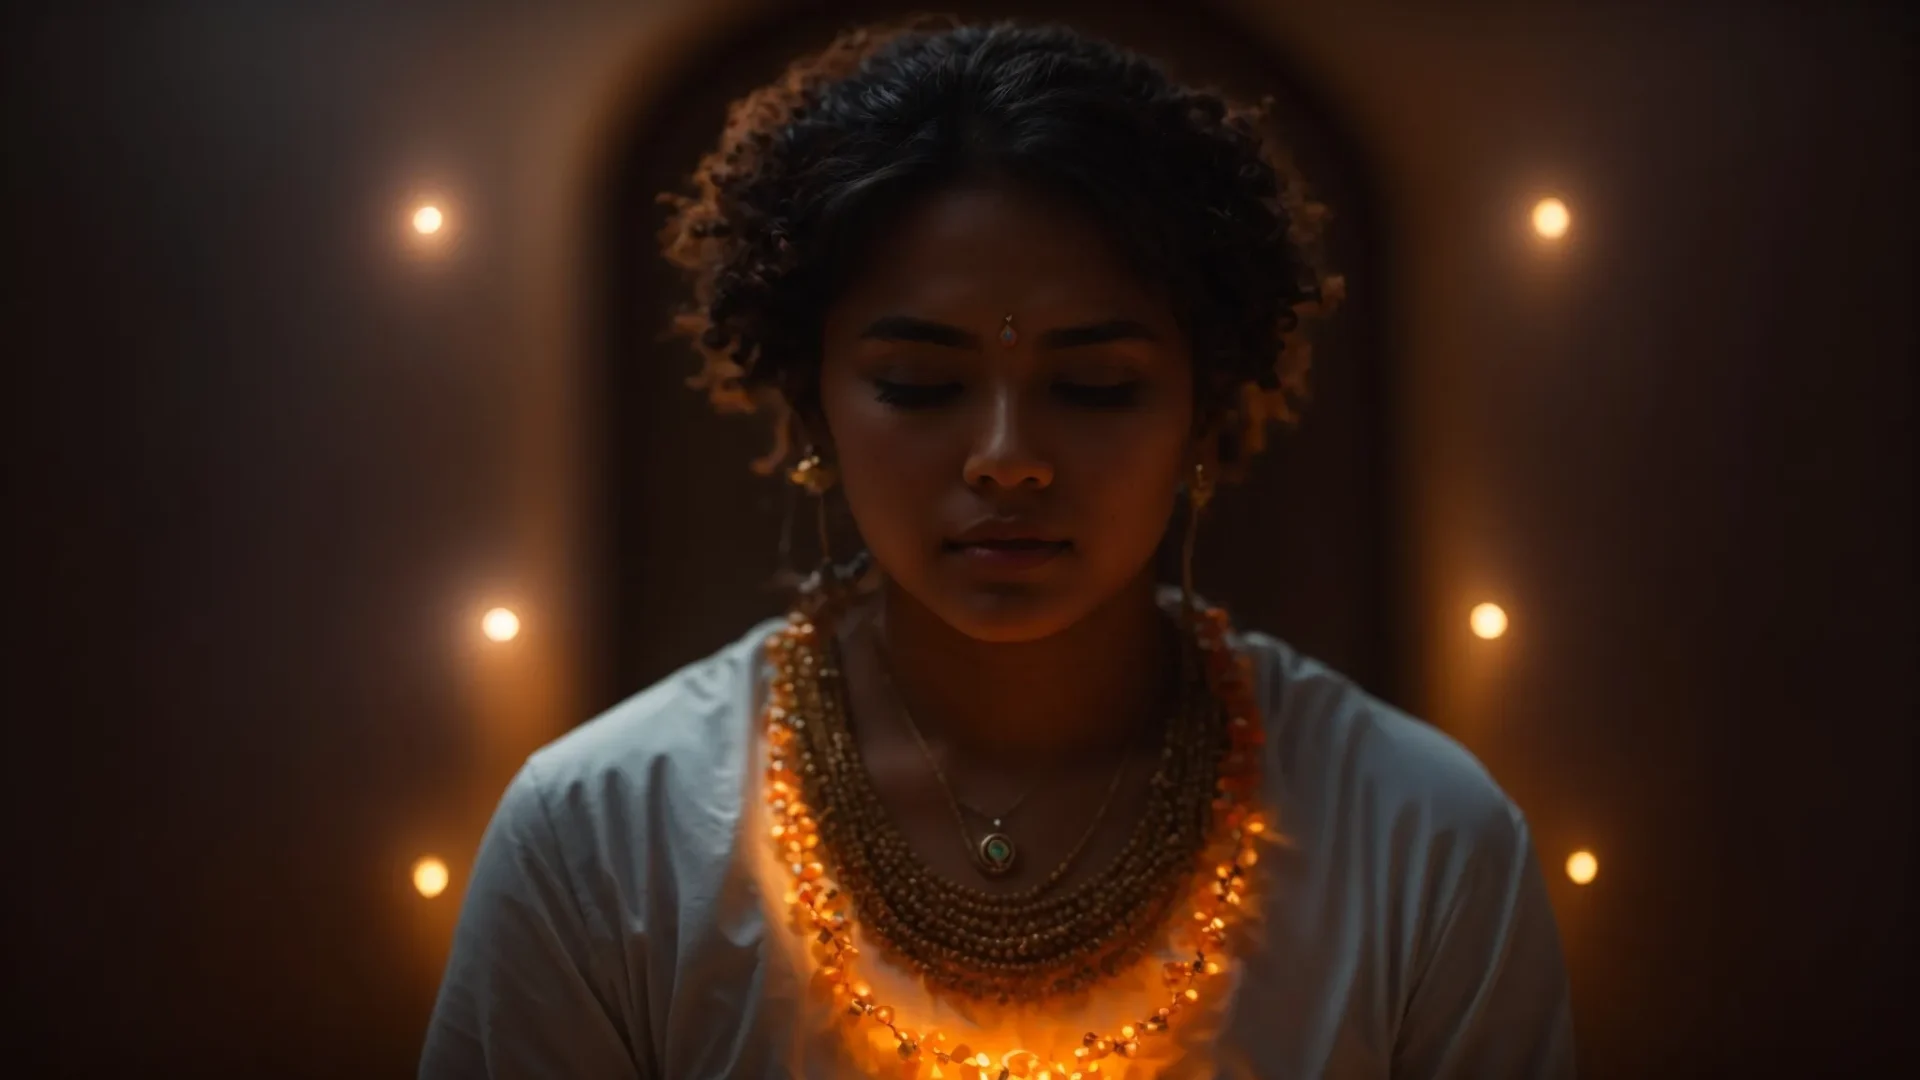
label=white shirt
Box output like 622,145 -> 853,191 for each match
421,617 -> 1574,1078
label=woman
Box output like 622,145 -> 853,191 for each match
422,19 -> 1573,1079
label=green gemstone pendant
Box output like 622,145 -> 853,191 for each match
977,832 -> 1017,876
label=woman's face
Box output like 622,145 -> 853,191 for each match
818,180 -> 1197,643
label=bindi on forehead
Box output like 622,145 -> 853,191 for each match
825,182 -> 1180,358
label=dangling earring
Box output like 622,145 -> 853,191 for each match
787,444 -> 837,554
786,445 -> 877,604
1177,460 -> 1214,688
1181,460 -> 1214,616
787,447 -> 838,495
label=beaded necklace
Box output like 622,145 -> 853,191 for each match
761,601 -> 1268,1077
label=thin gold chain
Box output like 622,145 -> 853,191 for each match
963,782 -> 1039,825
897,694 -> 1042,822
760,597 -> 1270,1068
872,628 -> 1142,880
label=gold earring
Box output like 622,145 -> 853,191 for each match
786,449 -> 837,495
1188,461 -> 1215,512
1178,460 -> 1214,684
1181,461 -> 1212,614
787,447 -> 838,598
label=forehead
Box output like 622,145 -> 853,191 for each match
830,181 -> 1165,322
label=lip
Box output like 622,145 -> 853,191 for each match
943,520 -> 1073,574
944,538 -> 1074,573
948,519 -> 1069,546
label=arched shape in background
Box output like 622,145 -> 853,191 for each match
585,0 -> 1397,715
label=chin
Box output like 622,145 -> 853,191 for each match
925,585 -> 1095,644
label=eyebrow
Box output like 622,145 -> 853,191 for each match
859,315 -> 977,349
857,315 -> 1161,350
1039,319 -> 1160,349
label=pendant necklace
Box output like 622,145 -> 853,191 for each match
874,632 -> 1134,879
956,779 -> 1040,875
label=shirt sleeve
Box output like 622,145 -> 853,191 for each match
419,761 -> 643,1080
1392,806 -> 1577,1079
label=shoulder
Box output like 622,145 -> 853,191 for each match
1232,633 -> 1573,1071
511,617 -> 783,844
1238,630 -> 1526,858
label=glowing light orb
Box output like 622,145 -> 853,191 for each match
412,204 -> 445,235
1469,602 -> 1509,640
482,607 -> 521,643
1566,850 -> 1598,885
1532,197 -> 1570,239
413,856 -> 450,898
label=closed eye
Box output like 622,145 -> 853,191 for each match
873,379 -> 962,409
1053,381 -> 1141,408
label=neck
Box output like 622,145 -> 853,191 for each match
865,572 -> 1176,763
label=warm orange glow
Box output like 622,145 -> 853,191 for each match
1470,602 -> 1509,640
1532,197 -> 1570,239
412,204 -> 444,235
1566,850 -> 1598,885
762,610 -> 1262,1074
412,856 -> 450,898
482,607 -> 521,642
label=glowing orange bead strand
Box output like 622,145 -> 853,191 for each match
762,604 -> 1268,1076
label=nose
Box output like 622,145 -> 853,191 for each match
962,384 -> 1054,491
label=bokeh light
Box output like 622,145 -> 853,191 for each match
412,856 -> 450,898
1566,850 -> 1598,885
1469,602 -> 1509,640
1532,197 -> 1571,239
482,607 -> 521,643
411,204 -> 444,235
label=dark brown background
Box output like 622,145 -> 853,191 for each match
5,1 -> 1911,1076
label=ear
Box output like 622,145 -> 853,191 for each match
750,392 -> 831,478
776,373 -> 835,455
1184,419 -> 1223,475
790,406 -> 836,461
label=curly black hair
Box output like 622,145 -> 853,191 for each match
658,17 -> 1342,479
